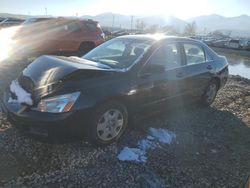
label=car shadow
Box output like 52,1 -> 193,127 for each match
1,101 -> 250,187
10,101 -> 250,147
120,103 -> 250,187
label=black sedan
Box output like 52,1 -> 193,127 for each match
1,35 -> 229,145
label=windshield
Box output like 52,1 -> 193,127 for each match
83,38 -> 153,69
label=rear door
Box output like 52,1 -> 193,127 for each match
40,20 -> 85,53
179,42 -> 214,99
54,21 -> 84,52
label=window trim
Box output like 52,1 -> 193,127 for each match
204,48 -> 214,61
181,42 -> 208,66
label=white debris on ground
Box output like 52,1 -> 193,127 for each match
117,147 -> 147,162
8,80 -> 33,105
118,128 -> 176,163
149,128 -> 176,144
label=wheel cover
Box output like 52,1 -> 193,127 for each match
97,109 -> 124,141
205,83 -> 217,104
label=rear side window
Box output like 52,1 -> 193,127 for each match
85,22 -> 101,31
148,43 -> 182,70
184,43 -> 205,65
85,22 -> 98,31
66,22 -> 81,32
34,18 -> 52,23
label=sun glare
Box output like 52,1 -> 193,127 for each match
152,33 -> 165,40
0,26 -> 19,62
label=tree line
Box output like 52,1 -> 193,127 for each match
136,20 -> 197,36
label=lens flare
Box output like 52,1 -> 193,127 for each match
152,33 -> 165,40
0,26 -> 20,62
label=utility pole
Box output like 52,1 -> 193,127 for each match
130,15 -> 134,33
45,7 -> 47,16
112,14 -> 115,32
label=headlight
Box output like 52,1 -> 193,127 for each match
34,92 -> 80,113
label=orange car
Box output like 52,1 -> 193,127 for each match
11,17 -> 105,58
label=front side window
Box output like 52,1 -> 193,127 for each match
84,38 -> 153,69
184,43 -> 205,65
148,43 -> 182,70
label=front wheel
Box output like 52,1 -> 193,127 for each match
88,101 -> 128,145
201,80 -> 219,106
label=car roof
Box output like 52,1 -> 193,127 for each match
25,17 -> 53,20
24,16 -> 99,25
57,17 -> 99,23
117,34 -> 200,43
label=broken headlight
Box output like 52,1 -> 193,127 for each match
33,92 -> 80,113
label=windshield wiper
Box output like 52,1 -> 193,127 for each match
87,58 -> 113,69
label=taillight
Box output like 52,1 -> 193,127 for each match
101,32 -> 105,39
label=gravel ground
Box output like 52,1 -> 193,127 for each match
0,58 -> 250,187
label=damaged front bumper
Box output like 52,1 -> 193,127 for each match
1,90 -> 88,138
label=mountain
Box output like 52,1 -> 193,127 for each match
82,13 -> 250,37
188,14 -> 250,37
1,12 -> 250,37
139,15 -> 187,32
82,13 -> 132,28
81,13 -> 187,32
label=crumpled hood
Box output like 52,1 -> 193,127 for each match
20,55 -> 113,86
17,55 -> 115,100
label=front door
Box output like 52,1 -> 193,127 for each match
135,41 -> 186,110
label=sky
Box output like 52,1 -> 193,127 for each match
0,0 -> 249,20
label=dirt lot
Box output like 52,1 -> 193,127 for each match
0,58 -> 250,187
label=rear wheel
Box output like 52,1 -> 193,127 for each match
88,101 -> 128,145
201,80 -> 219,106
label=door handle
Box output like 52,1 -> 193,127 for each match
207,65 -> 213,70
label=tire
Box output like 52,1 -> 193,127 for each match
201,80 -> 219,106
88,101 -> 128,145
77,43 -> 95,57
